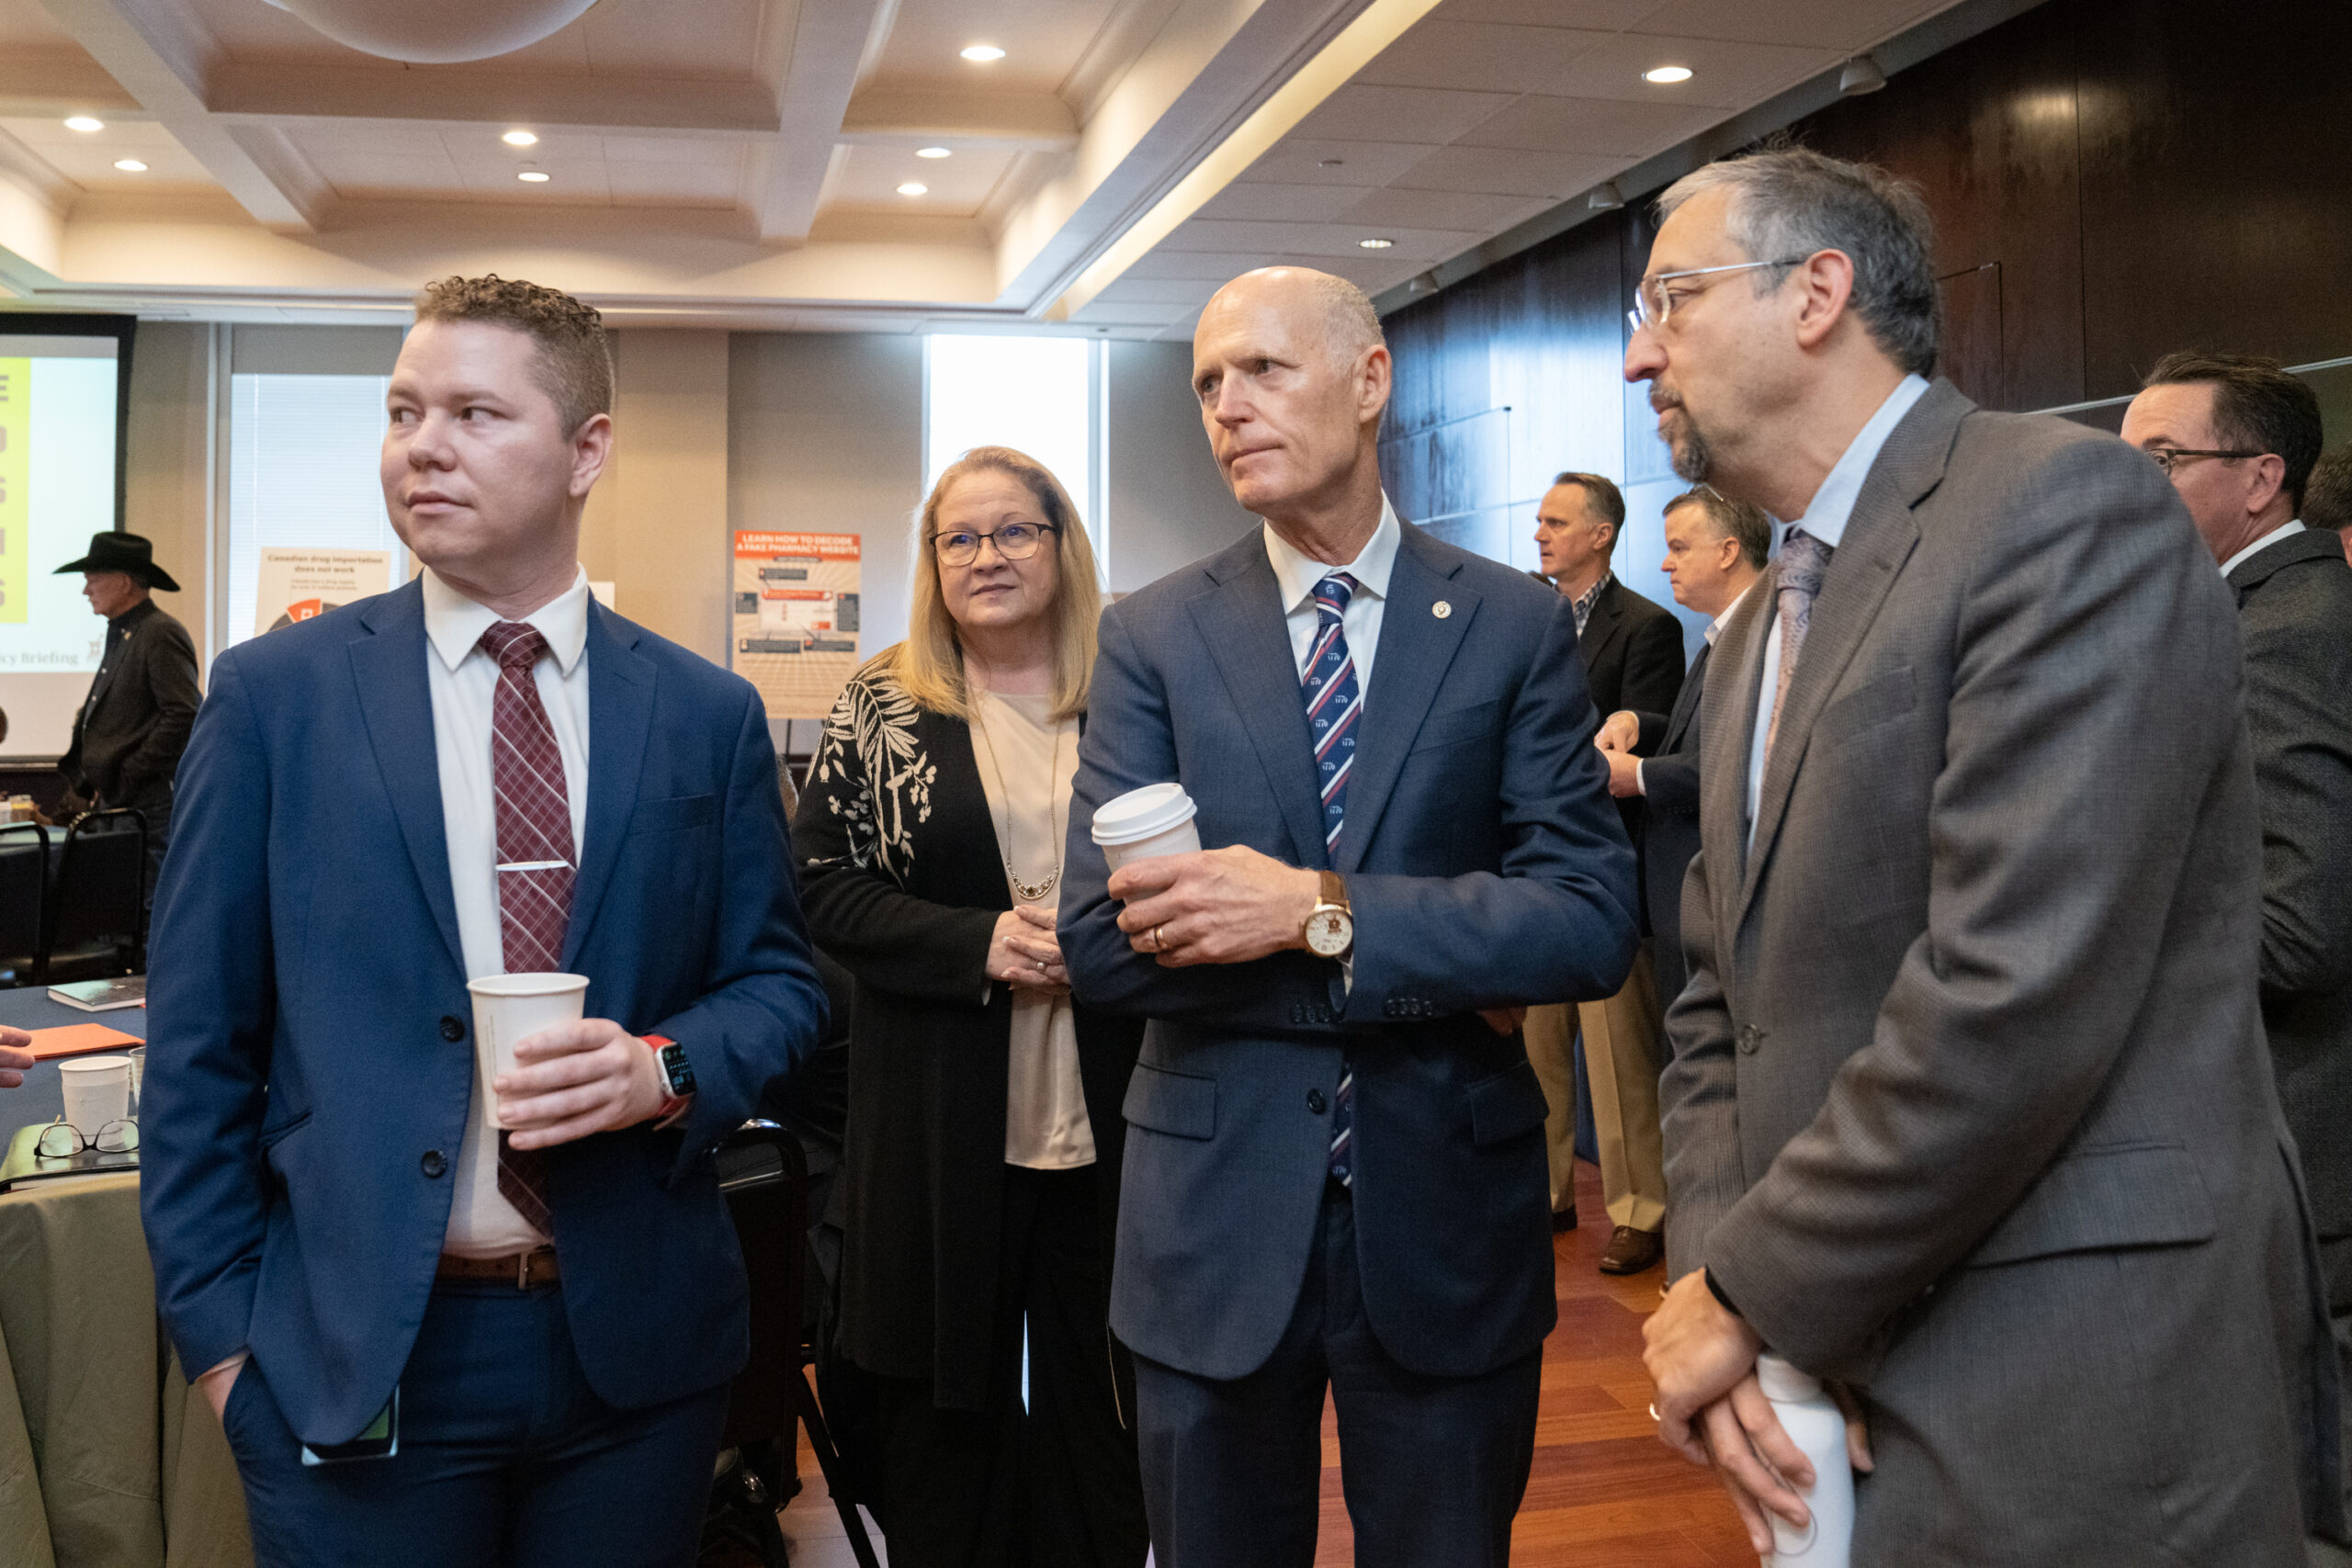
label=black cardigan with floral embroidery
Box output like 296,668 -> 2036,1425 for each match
792,661 -> 1142,1412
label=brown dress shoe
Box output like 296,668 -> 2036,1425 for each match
1552,1203 -> 1577,1233
1599,1224 -> 1664,1275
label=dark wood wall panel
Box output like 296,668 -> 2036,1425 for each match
1384,0 -> 2352,568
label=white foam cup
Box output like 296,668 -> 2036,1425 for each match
1091,782 -> 1202,874
467,973 -> 590,1122
60,1055 -> 133,1135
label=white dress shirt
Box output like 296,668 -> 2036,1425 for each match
1636,576 -> 1758,795
423,564 -> 594,1258
2219,518 -> 2307,579
1746,374 -> 1931,842
1263,493 -> 1402,696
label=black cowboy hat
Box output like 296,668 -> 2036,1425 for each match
52,532 -> 180,592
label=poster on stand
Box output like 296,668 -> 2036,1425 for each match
731,531 -> 861,720
254,549 -> 394,637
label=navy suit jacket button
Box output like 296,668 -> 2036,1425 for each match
421,1149 -> 448,1179
438,1015 -> 466,1043
1307,1089 -> 1328,1115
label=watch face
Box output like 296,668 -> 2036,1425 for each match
1305,908 -> 1353,958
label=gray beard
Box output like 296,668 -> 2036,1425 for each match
1664,407 -> 1713,483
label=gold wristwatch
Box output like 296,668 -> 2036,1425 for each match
1302,869 -> 1354,959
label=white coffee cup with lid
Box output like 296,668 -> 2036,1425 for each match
1091,783 -> 1202,874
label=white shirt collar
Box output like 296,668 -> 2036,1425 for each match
1773,373 -> 1932,552
422,564 -> 592,675
2218,518 -> 2308,579
1706,575 -> 1760,647
1263,493 -> 1402,614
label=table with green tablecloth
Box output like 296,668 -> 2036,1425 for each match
0,987 -> 253,1568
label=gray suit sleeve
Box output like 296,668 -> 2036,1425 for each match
1660,844 -> 1737,1281
1702,442 -> 2249,1370
2240,573 -> 2352,998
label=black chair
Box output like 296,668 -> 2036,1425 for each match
43,807 -> 148,983
0,822 -> 51,987
706,1122 -> 881,1568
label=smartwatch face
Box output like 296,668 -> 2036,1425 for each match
1305,908 -> 1352,958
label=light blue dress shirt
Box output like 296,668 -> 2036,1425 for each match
1746,374 -> 1931,842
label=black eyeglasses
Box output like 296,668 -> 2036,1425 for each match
2143,446 -> 2264,477
37,1117 -> 138,1158
933,523 -> 1059,567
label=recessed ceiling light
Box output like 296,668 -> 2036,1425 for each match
517,170 -> 550,183
1358,237 -> 1394,249
898,181 -> 928,196
113,159 -> 148,173
915,146 -> 952,159
503,130 -> 539,146
959,44 -> 1004,62
64,117 -> 105,132
1643,64 -> 1693,84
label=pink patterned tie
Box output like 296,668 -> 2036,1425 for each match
1765,529 -> 1834,764
480,620 -> 574,1235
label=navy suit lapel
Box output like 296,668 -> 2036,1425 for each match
1191,543 -> 1329,869
1663,640 -> 1710,751
348,581 -> 465,975
1335,526 -> 1475,875
563,602 -> 656,968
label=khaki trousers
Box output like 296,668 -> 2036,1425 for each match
1527,945 -> 1668,1232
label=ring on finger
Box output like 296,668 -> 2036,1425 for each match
1154,924 -> 1167,953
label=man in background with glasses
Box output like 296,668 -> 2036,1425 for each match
1629,146 -> 2337,1563
2125,353 -> 2352,1529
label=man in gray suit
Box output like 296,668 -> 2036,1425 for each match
1061,266 -> 1637,1564
1629,147 -> 2338,1563
2125,353 -> 2352,1526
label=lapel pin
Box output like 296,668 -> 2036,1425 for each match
1431,601 -> 1452,619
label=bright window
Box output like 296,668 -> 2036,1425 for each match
224,373 -> 406,650
922,335 -> 1107,574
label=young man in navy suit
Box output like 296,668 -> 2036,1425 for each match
141,276 -> 826,1566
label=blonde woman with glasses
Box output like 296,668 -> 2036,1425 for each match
794,446 -> 1148,1567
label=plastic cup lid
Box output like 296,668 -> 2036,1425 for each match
1091,782 -> 1198,845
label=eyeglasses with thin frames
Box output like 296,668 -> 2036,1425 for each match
1628,255 -> 1814,335
37,1116 -> 138,1158
2143,446 -> 2264,478
933,522 -> 1059,568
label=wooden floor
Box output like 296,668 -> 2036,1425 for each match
775,1157 -> 1750,1566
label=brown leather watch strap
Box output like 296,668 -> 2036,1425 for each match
1318,869 -> 1350,911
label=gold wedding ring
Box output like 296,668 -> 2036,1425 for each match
1153,925 -> 1167,953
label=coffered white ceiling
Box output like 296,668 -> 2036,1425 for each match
0,0 -> 1976,335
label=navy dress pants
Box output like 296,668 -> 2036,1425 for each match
220,1278 -> 731,1568
1132,1181 -> 1544,1568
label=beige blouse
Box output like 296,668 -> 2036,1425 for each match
971,689 -> 1094,1169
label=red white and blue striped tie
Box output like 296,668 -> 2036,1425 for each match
1303,572 -> 1360,1185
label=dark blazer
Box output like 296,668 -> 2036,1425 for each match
1662,379 -> 2335,1557
60,599 -> 200,810
2228,526 -> 2352,1240
1628,634 -> 1713,1017
793,665 -> 1144,1413
140,581 -> 828,1447
1061,522 -> 1637,1384
1573,575 -> 1683,719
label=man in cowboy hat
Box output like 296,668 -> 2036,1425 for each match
52,530 -> 200,907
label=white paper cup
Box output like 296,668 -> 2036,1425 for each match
60,1055 -> 133,1134
467,973 -> 590,1122
1092,783 -> 1202,874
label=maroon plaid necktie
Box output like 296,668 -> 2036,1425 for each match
480,620 -> 574,1235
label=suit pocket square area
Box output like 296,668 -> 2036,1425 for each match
1467,1058 -> 1551,1147
1965,1141 -> 2217,1268
626,793 -> 719,836
1814,665 -> 1917,747
1124,1064 -> 1216,1141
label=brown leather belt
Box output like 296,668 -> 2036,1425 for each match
435,1247 -> 560,1289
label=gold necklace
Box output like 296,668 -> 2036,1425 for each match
973,694 -> 1068,903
